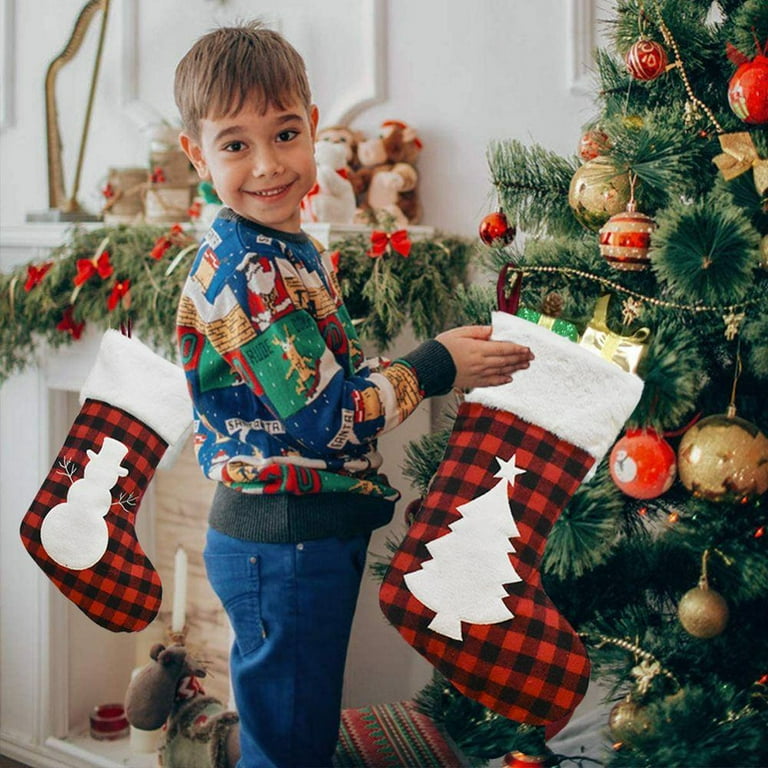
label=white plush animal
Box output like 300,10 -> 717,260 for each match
302,141 -> 357,224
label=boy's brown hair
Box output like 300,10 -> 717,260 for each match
174,20 -> 312,140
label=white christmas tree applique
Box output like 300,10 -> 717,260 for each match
40,437 -> 130,570
404,454 -> 527,640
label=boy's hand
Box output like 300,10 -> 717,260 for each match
436,325 -> 534,390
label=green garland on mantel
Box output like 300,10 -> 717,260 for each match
0,223 -> 471,384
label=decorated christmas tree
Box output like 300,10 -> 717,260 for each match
384,1 -> 768,765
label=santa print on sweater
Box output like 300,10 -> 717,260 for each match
175,209 -> 427,499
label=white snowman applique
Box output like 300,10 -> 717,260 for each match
40,437 -> 130,570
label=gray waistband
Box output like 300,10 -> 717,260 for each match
208,484 -> 396,543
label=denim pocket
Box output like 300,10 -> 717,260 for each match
203,551 -> 265,656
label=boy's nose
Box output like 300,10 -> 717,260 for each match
253,149 -> 284,178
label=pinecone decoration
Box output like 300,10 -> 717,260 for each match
541,292 -> 565,318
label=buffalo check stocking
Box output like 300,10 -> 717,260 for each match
20,330 -> 191,632
380,312 -> 644,725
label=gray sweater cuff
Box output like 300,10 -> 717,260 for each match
398,339 -> 456,398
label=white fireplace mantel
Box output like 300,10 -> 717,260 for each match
0,220 -> 436,767
0,224 -> 155,767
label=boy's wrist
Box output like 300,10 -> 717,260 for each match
397,340 -> 456,398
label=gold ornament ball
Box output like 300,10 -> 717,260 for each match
677,412 -> 768,503
760,234 -> 768,269
608,698 -> 651,739
678,584 -> 729,638
569,158 -> 632,231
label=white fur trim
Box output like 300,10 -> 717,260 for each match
80,330 -> 192,446
464,312 -> 644,463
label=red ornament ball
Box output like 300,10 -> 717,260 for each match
578,129 -> 611,162
626,39 -> 669,81
479,211 -> 516,246
599,206 -> 656,271
610,428 -> 677,499
728,54 -> 768,125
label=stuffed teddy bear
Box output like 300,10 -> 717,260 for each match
315,124 -> 366,194
379,120 -> 423,166
301,140 -> 357,224
355,121 -> 422,225
362,162 -> 422,227
125,643 -> 240,768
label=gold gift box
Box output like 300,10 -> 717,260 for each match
578,295 -> 650,374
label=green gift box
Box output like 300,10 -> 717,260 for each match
516,307 -> 579,342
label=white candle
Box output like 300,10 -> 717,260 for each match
171,546 -> 188,633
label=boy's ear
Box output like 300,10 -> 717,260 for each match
179,133 -> 210,180
309,105 -> 319,142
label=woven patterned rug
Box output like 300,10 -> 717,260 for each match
333,700 -> 468,767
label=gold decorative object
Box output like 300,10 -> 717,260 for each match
677,550 -> 730,639
713,132 -> 768,195
578,295 -> 650,373
608,696 -> 651,739
568,158 -> 632,231
677,408 -> 768,503
28,0 -> 111,221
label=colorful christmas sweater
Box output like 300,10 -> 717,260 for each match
176,208 -> 455,508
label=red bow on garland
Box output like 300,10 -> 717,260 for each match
24,262 -> 54,292
367,229 -> 412,258
150,223 -> 186,260
56,306 -> 85,339
74,250 -> 113,286
107,279 -> 131,311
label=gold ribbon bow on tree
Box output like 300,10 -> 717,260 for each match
713,132 -> 768,197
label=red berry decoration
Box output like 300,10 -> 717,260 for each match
610,428 -> 677,499
479,210 -> 516,246
728,52 -> 768,125
626,39 -> 668,81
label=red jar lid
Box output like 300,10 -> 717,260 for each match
90,703 -> 129,740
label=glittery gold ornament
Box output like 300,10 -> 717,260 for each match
608,697 -> 651,738
677,410 -> 768,502
678,581 -> 729,638
760,234 -> 768,269
568,159 -> 632,231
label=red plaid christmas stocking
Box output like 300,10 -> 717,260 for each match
20,330 -> 192,632
380,312 -> 644,725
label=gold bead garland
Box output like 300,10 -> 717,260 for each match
512,264 -> 754,317
585,632 -> 679,688
650,0 -> 725,135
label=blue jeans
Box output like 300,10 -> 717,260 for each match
204,527 -> 370,768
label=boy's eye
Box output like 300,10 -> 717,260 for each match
277,130 -> 299,143
224,141 -> 245,152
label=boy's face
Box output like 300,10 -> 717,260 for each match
180,98 -> 319,233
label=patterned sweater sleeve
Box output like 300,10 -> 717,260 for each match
178,225 -> 455,457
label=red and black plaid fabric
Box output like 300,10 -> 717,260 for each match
20,398 -> 166,632
380,400 -> 594,725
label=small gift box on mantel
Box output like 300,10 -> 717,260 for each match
496,263 -> 579,342
578,294 -> 650,374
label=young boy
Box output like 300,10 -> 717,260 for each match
174,20 -> 534,768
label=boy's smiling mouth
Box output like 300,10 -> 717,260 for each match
249,183 -> 292,198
